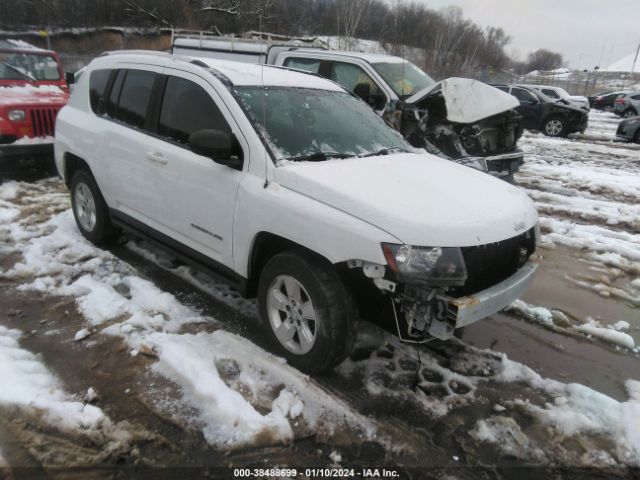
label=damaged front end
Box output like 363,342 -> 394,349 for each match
384,78 -> 524,182
348,227 -> 539,343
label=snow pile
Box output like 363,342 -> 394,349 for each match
148,331 -> 374,448
0,325 -> 105,431
507,299 -> 554,326
497,355 -> 640,465
574,318 -> 635,350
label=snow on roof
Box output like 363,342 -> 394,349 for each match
188,57 -> 344,90
0,38 -> 44,50
100,52 -> 344,90
314,49 -> 405,64
603,52 -> 640,73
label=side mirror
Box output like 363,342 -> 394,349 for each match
65,71 -> 75,85
189,129 -> 243,170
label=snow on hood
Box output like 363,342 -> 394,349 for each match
0,84 -> 68,106
275,153 -> 538,247
404,77 -> 519,124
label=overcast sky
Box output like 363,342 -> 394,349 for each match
421,0 -> 640,70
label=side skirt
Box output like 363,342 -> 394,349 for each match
110,209 -> 249,297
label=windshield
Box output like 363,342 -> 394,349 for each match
235,87 -> 411,162
0,51 -> 61,81
371,61 -> 436,97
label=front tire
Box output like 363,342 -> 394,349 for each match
634,129 -> 640,144
258,250 -> 357,374
70,169 -> 118,245
624,108 -> 638,118
542,115 -> 568,137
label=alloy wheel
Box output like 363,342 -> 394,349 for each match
545,119 -> 563,136
266,274 -> 317,355
74,182 -> 97,232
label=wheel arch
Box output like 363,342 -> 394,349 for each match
245,231 -> 335,298
63,152 -> 91,188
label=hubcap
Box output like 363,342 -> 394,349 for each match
545,119 -> 563,136
73,182 -> 97,232
267,275 -> 317,355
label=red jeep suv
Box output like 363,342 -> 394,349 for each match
0,40 -> 69,178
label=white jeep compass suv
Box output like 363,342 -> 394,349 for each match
55,51 -> 539,373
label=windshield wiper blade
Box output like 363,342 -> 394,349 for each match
359,147 -> 409,158
2,62 -> 36,82
284,152 -> 352,162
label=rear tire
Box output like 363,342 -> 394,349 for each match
70,169 -> 118,245
258,250 -> 357,374
542,115 -> 568,137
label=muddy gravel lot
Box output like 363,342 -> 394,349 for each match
0,110 -> 639,479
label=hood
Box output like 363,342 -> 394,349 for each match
403,77 -> 519,124
0,84 -> 68,107
275,153 -> 538,247
552,100 -> 588,115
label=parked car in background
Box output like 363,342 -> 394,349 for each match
613,92 -> 640,118
616,115 -> 640,143
0,39 -> 69,179
592,91 -> 624,111
172,33 -> 525,182
524,84 -> 590,111
54,52 -> 539,373
491,84 -> 588,137
587,90 -> 612,108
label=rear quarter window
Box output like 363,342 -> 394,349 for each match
89,69 -> 112,114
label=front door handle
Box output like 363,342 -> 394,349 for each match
145,151 -> 167,165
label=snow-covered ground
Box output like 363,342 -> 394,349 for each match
513,110 -> 640,349
0,109 -> 639,472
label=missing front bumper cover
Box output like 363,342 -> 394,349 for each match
393,259 -> 539,342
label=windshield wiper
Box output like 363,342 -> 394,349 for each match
2,62 -> 36,82
359,147 -> 410,158
284,152 -> 353,162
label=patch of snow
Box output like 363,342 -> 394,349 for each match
574,319 -> 635,350
10,135 -> 54,145
74,328 -> 91,341
329,450 -> 342,464
0,325 -> 106,432
497,354 -> 640,465
507,299 -> 554,326
612,321 -> 630,332
148,330 -> 375,448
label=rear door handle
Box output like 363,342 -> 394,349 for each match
145,151 -> 167,165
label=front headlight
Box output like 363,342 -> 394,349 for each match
8,109 -> 26,122
382,243 -> 467,286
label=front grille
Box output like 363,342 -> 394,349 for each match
451,228 -> 536,297
28,108 -> 60,137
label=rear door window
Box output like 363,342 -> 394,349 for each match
511,88 -> 537,103
113,69 -> 156,130
89,69 -> 112,114
283,57 -> 321,74
158,76 -> 231,146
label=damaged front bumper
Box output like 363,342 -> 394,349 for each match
394,258 -> 539,341
457,150 -> 524,181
